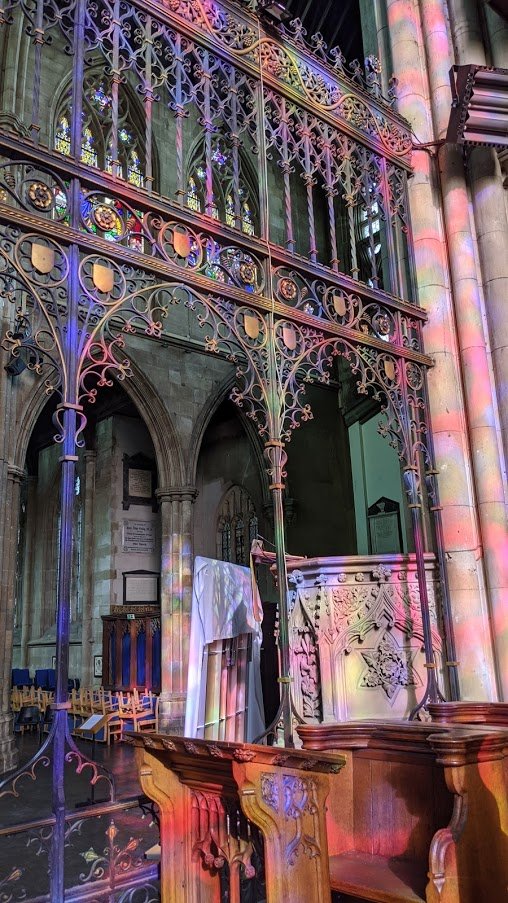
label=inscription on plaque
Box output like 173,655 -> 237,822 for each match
369,513 -> 400,554
128,468 -> 152,499
368,497 -> 402,554
125,574 -> 159,604
122,520 -> 156,553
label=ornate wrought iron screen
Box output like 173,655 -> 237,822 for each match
0,0 -> 457,898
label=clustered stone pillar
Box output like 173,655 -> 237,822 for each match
383,0 -> 500,699
156,486 -> 197,733
0,465 -> 24,772
20,475 -> 36,669
80,449 -> 97,688
414,0 -> 508,701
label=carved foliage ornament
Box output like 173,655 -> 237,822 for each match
359,629 -> 420,701
260,772 -> 321,864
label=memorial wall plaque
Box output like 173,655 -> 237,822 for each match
123,570 -> 160,604
123,453 -> 157,511
369,512 -> 401,554
122,519 -> 156,553
128,468 -> 152,498
367,496 -> 402,554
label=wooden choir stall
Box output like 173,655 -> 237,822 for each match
101,606 -> 161,692
131,711 -> 508,903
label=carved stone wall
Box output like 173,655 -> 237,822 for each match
287,553 -> 442,722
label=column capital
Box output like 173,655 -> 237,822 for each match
156,486 -> 198,504
7,464 -> 25,483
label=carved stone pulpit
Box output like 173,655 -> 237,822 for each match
127,733 -> 345,903
253,546 -> 442,723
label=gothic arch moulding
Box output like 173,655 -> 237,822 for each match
113,357 -> 185,490
186,370 -> 270,506
10,356 -> 185,490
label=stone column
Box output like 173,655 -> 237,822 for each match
383,0 -> 499,698
80,450 -> 96,687
0,465 -> 24,772
443,0 -> 508,698
20,474 -> 37,667
156,486 -> 197,733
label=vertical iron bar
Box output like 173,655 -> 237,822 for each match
409,496 -> 441,712
402,168 -> 419,302
280,97 -> 294,254
47,2 -> 87,894
323,126 -> 339,272
264,315 -> 293,746
69,0 -> 85,162
363,155 -> 379,289
229,68 -> 242,230
255,80 -> 269,243
303,112 -> 317,263
380,156 -> 399,295
203,50 -> 214,217
173,31 -> 185,205
345,154 -> 359,280
267,444 -> 293,747
50,237 -> 82,899
30,0 -> 45,143
143,14 -> 153,193
51,412 -> 76,902
110,0 -> 121,177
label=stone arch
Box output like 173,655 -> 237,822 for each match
186,371 -> 270,506
11,379 -> 56,472
120,357 -> 185,490
11,358 -> 185,489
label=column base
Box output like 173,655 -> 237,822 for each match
0,713 -> 18,774
158,692 -> 187,735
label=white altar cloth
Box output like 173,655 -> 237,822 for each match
184,556 -> 265,742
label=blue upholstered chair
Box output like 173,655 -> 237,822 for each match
11,668 -> 31,688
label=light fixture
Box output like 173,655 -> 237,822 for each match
4,353 -> 27,376
447,64 -> 508,146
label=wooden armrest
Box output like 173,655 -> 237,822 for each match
329,852 -> 426,903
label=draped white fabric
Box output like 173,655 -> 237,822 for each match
184,556 -> 265,741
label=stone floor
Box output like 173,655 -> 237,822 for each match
0,731 -> 160,901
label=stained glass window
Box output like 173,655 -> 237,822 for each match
221,521 -> 231,563
234,518 -> 245,565
127,151 -> 143,188
187,176 -> 201,212
81,126 -> 98,168
55,114 -> 71,157
185,136 -> 258,235
54,72 -> 145,189
225,194 -> 235,229
217,487 -> 258,567
225,193 -> 254,235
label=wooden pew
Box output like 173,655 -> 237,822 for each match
428,701 -> 508,726
128,732 -> 345,903
298,720 -> 508,903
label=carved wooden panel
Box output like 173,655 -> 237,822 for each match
131,733 -> 344,903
